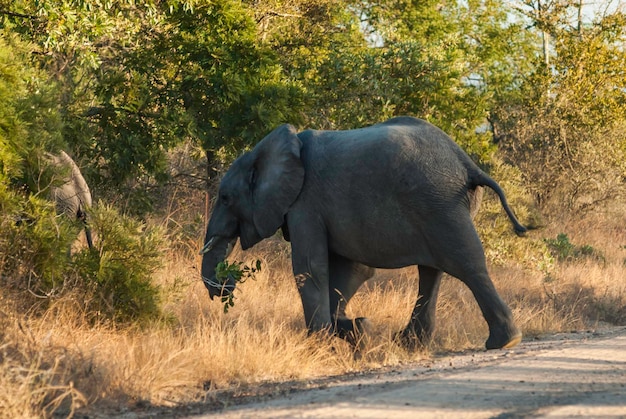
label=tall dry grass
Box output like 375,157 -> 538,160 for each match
1,210 -> 624,417
0,308 -> 87,418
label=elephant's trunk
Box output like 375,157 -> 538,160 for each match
200,236 -> 237,300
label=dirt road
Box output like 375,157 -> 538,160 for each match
198,327 -> 626,418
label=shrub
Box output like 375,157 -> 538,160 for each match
1,200 -> 166,323
0,193 -> 76,295
476,158 -> 553,274
0,33 -> 73,297
71,204 -> 165,322
544,233 -> 604,263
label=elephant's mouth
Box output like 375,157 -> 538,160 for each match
200,236 -> 237,300
202,275 -> 235,300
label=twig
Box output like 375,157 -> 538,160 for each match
0,9 -> 38,20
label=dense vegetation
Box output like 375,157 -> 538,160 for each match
0,0 -> 625,416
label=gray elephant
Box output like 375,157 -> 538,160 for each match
200,116 -> 526,350
48,151 -> 94,249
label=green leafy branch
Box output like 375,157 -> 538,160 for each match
214,259 -> 262,313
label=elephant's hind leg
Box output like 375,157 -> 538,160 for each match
398,265 -> 443,351
440,222 -> 521,350
328,253 -> 375,348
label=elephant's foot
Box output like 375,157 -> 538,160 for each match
351,317 -> 372,360
335,317 -> 372,358
395,327 -> 432,352
485,325 -> 522,350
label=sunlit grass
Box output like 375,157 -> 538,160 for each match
1,212 -> 624,417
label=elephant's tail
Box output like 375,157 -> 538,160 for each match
78,209 -> 94,249
85,225 -> 94,249
471,173 -> 528,237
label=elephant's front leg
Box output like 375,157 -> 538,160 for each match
289,222 -> 333,333
328,253 -> 375,348
294,269 -> 332,332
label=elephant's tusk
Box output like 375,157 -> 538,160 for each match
199,236 -> 217,255
225,240 -> 234,258
202,276 -> 236,290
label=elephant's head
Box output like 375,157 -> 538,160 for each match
200,124 -> 304,299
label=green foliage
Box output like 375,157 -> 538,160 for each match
476,159 -> 554,274
252,0 -> 529,162
3,0 -> 623,209
3,0 -> 307,213
161,1 -> 303,160
214,259 -> 261,313
544,234 -> 604,263
0,33 -> 64,177
492,4 -> 626,214
4,0 -> 535,191
0,33 -> 75,294
0,196 -> 76,294
0,197 -> 166,323
72,204 -> 165,322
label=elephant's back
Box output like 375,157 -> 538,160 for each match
300,117 -> 466,158
298,119 -> 472,191
49,151 -> 93,216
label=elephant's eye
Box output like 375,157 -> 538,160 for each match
220,193 -> 230,206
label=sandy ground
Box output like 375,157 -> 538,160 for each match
193,327 -> 626,419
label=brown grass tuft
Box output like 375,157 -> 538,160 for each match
1,209 -> 624,416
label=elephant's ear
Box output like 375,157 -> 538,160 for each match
252,124 -> 304,239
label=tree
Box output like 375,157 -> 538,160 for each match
493,2 -> 626,213
252,0 -> 536,162
0,32 -> 78,292
2,0 -> 305,212
348,0 -> 532,160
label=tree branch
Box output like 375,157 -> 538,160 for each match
0,9 -> 38,20
256,10 -> 302,23
83,106 -> 160,119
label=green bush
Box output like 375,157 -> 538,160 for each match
476,159 -> 553,275
0,193 -> 76,295
0,33 -> 75,295
544,233 -> 604,263
71,204 -> 165,322
1,198 -> 166,323
0,35 -> 164,323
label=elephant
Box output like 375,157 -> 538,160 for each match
48,151 -> 94,249
200,116 -> 527,350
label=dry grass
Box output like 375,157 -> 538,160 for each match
0,312 -> 87,418
1,211 -> 624,417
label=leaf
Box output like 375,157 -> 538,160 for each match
214,259 -> 262,312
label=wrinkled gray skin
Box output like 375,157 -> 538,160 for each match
201,117 -> 526,350
48,151 -> 94,249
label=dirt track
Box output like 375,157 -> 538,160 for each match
197,327 -> 626,418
